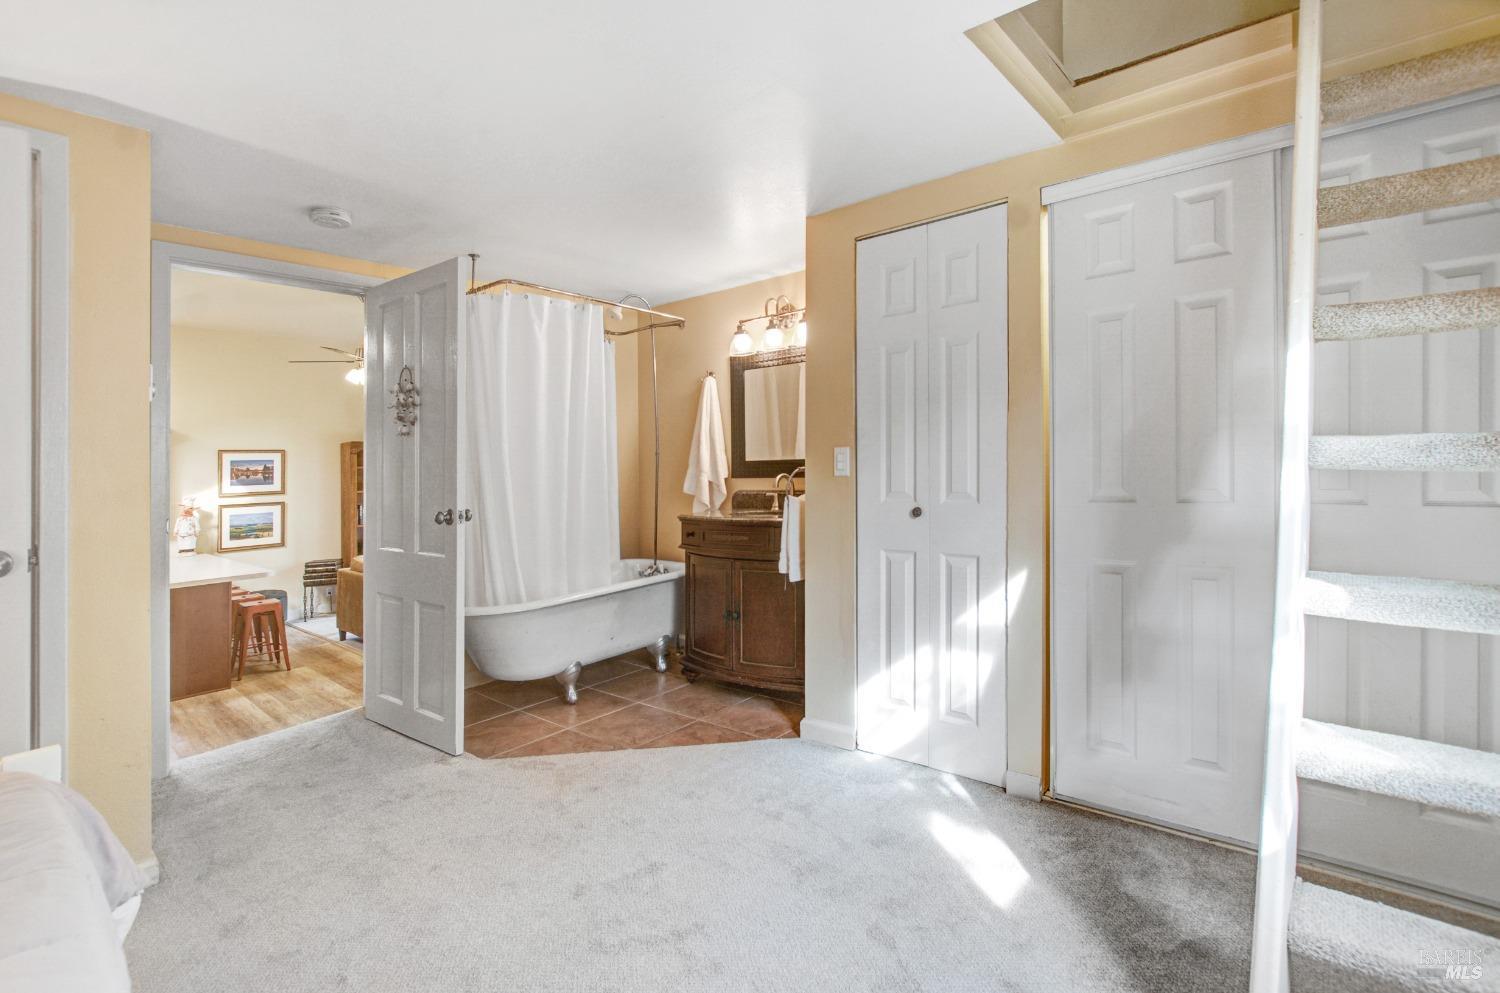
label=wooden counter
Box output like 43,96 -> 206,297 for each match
169,554 -> 270,701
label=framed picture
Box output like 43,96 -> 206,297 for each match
218,449 -> 286,498
217,502 -> 285,552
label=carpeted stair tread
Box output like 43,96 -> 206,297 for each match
1319,155 -> 1500,228
1313,286 -> 1500,341
1309,432 -> 1500,472
1289,880 -> 1500,992
1303,571 -> 1500,635
1298,719 -> 1500,818
1322,36 -> 1500,128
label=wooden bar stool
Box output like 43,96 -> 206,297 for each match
229,592 -> 266,664
233,598 -> 290,680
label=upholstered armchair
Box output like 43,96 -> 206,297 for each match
335,556 -> 363,640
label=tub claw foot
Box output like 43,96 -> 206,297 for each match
653,635 -> 672,673
554,661 -> 582,704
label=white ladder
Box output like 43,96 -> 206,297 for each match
1250,7 -> 1500,991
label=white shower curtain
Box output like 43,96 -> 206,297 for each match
464,291 -> 621,607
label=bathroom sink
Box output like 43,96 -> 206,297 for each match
730,489 -> 782,515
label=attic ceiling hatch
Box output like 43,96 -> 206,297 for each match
965,0 -> 1500,138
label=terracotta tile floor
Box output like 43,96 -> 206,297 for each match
464,649 -> 801,758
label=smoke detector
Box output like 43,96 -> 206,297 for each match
308,206 -> 353,230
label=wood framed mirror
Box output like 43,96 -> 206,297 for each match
729,346 -> 806,478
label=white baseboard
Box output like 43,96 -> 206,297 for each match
137,852 -> 160,887
1004,770 -> 1042,801
798,718 -> 856,750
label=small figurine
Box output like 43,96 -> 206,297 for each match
174,499 -> 200,555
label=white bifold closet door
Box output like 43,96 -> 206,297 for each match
1298,96 -> 1500,906
1050,152 -> 1279,844
855,204 -> 1007,787
362,258 -> 468,755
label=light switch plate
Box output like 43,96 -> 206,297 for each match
833,447 -> 851,477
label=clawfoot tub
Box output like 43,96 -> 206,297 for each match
464,559 -> 683,703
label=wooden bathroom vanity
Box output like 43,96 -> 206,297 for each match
678,514 -> 804,694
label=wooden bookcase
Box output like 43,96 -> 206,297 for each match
339,440 -> 364,566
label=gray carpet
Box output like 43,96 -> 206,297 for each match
128,711 -> 1256,992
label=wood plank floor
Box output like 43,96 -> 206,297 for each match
170,627 -> 364,760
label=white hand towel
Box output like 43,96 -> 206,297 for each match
778,494 -> 804,583
682,375 -> 729,516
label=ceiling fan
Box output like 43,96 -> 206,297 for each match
290,345 -> 365,385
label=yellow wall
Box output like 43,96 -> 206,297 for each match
0,93 -> 154,857
170,326 -> 365,616
152,224 -> 408,282
639,272 -> 806,561
802,77 -> 1303,776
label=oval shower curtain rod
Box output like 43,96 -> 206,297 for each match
466,276 -> 688,335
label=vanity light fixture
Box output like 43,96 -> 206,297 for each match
345,365 -> 367,386
731,295 -> 806,355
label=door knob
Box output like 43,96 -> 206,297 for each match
462,509 -> 473,522
910,506 -> 923,519
0,551 -> 12,578
434,509 -> 453,526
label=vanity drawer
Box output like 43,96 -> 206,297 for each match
680,521 -> 778,557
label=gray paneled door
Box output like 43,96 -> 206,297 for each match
0,125 -> 32,756
362,258 -> 467,755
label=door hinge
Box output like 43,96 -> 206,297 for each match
27,545 -> 38,573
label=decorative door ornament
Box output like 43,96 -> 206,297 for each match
391,365 -> 420,435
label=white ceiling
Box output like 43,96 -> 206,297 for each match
172,269 -> 364,350
1,0 -> 1057,303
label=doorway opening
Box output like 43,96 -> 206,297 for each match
150,244 -> 380,773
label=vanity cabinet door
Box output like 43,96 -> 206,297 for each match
685,553 -> 733,669
733,560 -> 803,682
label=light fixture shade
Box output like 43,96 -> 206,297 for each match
730,329 -> 754,354
762,325 -> 785,350
793,319 -> 808,346
345,366 -> 367,385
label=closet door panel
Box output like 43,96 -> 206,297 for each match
924,205 -> 1007,787
856,224 -> 931,765
1051,152 -> 1278,843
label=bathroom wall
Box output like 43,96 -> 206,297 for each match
635,271 -> 806,562
169,325 -> 365,619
